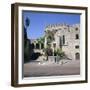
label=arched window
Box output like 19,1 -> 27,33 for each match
75,53 -> 80,60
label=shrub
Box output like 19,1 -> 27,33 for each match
55,48 -> 65,57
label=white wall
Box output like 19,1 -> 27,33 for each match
0,0 -> 89,90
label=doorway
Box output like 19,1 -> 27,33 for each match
75,53 -> 80,60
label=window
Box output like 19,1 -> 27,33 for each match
76,34 -> 79,39
75,45 -> 79,49
53,43 -> 56,48
63,35 -> 65,44
64,27 -> 67,29
59,36 -> 62,48
75,27 -> 78,31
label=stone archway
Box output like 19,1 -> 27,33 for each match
75,53 -> 80,60
31,43 -> 34,49
36,43 -> 39,49
41,43 -> 44,49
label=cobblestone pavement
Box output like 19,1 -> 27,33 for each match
24,60 -> 80,77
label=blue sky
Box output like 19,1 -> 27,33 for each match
23,11 -> 80,39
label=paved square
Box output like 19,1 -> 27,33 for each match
24,60 -> 80,77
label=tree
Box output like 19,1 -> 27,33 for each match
24,17 -> 30,39
25,17 -> 30,28
37,37 -> 45,44
55,48 -> 65,57
24,17 -> 34,63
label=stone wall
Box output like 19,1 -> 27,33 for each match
45,24 -> 80,60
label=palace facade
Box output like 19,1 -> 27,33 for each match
44,23 -> 80,60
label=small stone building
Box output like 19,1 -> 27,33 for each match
44,23 -> 80,60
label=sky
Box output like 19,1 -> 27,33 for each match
23,11 -> 80,39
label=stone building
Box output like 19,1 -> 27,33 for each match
44,23 -> 80,60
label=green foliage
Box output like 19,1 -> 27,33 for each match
45,30 -> 54,43
54,48 -> 65,57
24,17 -> 32,62
25,17 -> 30,28
36,37 -> 45,44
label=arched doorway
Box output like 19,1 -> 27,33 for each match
75,53 -> 80,60
36,43 -> 39,49
31,43 -> 34,49
41,43 -> 44,49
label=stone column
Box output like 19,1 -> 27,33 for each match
39,43 -> 41,49
44,36 -> 47,48
34,43 -> 36,49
